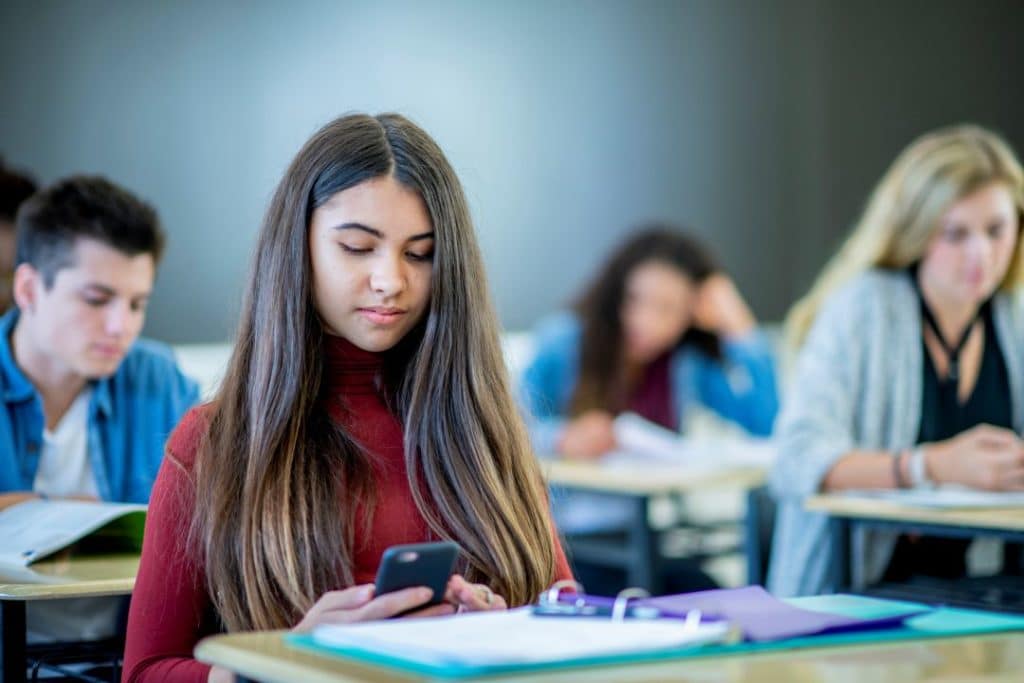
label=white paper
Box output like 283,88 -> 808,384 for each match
311,607 -> 729,667
842,486 -> 1024,509
604,412 -> 776,469
0,499 -> 145,568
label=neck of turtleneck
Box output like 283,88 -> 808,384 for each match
323,334 -> 386,397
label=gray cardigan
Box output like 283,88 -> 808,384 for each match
767,269 -> 1024,597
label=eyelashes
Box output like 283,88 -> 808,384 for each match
339,243 -> 434,262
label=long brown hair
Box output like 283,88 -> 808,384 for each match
571,225 -> 722,415
190,113 -> 558,632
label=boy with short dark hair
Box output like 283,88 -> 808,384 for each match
0,174 -> 198,509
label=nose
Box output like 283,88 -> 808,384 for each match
105,301 -> 132,337
369,252 -> 406,298
965,231 -> 994,266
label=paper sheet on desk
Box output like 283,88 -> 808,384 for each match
842,486 -> 1024,509
310,607 -> 729,667
604,412 -> 776,469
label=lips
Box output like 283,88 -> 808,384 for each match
92,345 -> 125,359
357,306 -> 408,325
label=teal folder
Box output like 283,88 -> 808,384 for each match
285,594 -> 1024,679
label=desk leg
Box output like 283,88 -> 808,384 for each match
1,599 -> 27,683
829,516 -> 850,592
627,495 -> 657,593
744,488 -> 764,586
850,521 -> 869,591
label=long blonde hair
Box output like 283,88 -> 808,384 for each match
787,124 -> 1024,348
190,113 -> 558,632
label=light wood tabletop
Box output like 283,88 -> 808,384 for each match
805,495 -> 1024,531
195,629 -> 1024,683
541,459 -> 766,496
0,553 -> 139,600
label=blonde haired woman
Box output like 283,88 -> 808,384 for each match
768,125 -> 1024,597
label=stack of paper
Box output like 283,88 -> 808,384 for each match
604,412 -> 776,468
842,487 -> 1024,509
309,607 -> 729,668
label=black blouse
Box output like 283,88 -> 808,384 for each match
884,302 -> 1012,581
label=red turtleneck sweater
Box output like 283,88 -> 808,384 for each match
123,337 -> 573,682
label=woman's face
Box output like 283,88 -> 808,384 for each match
308,175 -> 434,352
919,182 -> 1019,310
619,260 -> 696,364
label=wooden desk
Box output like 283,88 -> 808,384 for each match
0,554 -> 139,683
542,460 -> 766,496
196,628 -> 1024,683
806,494 -> 1024,591
541,459 -> 767,591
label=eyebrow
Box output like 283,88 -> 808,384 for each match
332,222 -> 435,242
81,283 -> 150,299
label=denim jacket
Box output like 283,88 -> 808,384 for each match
520,312 -> 779,454
519,312 -> 779,534
0,309 -> 199,503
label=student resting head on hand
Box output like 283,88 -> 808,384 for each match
518,226 -> 779,594
521,225 -> 778,465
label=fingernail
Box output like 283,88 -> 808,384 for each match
419,587 -> 433,600
361,585 -> 375,599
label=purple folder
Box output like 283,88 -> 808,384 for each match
556,586 -> 925,642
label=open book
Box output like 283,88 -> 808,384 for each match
0,499 -> 146,569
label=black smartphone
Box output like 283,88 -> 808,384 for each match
374,541 -> 460,611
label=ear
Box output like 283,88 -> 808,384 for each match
12,263 -> 41,313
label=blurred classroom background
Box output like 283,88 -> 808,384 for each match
3,0 -> 1023,344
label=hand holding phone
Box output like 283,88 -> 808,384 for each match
374,541 -> 460,610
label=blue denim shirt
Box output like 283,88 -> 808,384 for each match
0,309 -> 199,503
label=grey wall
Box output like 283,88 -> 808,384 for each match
1,0 -> 1022,342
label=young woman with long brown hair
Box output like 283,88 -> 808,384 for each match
520,226 -> 778,593
123,113 -> 572,682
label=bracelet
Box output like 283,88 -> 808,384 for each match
892,450 -> 908,489
908,446 -> 935,489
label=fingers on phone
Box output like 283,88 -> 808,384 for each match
403,602 -> 457,619
361,586 -> 433,619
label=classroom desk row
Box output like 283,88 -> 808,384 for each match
4,564 -> 1021,683
195,628 -> 1024,683
542,459 -> 767,590
4,461 -> 1024,682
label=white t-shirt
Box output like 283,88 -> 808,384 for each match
27,388 -> 121,644
32,389 -> 98,499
